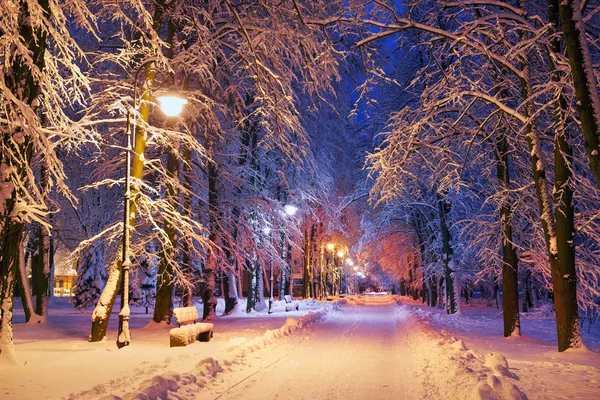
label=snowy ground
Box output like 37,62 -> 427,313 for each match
0,297 -> 330,400
401,296 -> 600,400
1,295 -> 600,399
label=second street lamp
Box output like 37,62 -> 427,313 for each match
117,57 -> 186,349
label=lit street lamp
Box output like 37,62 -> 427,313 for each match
284,204 -> 298,216
117,57 -> 186,349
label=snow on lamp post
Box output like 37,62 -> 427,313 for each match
117,58 -> 186,349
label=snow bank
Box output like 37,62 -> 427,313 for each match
397,307 -> 526,400
106,307 -> 331,399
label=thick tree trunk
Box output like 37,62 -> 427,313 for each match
1,0 -> 49,352
203,137 -> 219,321
495,135 -> 521,337
0,220 -> 23,362
559,0 -> 600,188
202,254 -> 218,320
255,261 -> 266,311
223,269 -> 238,314
152,132 -> 178,324
549,0 -> 581,351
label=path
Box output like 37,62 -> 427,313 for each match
205,301 -> 421,400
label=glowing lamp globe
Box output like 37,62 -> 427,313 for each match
284,204 -> 298,216
326,243 -> 335,252
157,92 -> 188,117
337,250 -> 345,258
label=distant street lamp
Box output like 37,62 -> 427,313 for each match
284,204 -> 298,216
117,57 -> 186,349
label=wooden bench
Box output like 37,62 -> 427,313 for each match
284,295 -> 299,312
169,306 -> 214,347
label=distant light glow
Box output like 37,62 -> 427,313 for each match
157,93 -> 187,116
353,266 -> 358,271
326,243 -> 335,251
284,204 -> 298,216
337,250 -> 345,258
346,258 -> 354,266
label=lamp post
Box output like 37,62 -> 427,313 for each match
117,58 -> 186,349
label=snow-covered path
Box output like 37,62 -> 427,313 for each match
205,303 -> 420,399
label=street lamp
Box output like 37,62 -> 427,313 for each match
157,91 -> 188,117
117,57 -> 186,349
284,204 -> 298,216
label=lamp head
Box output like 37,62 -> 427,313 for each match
337,250 -> 345,258
157,91 -> 187,117
326,243 -> 335,252
284,204 -> 298,216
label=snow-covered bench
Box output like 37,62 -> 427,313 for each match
284,295 -> 299,312
169,306 -> 214,347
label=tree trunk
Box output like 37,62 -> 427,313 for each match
522,270 -> 533,312
246,259 -> 256,313
495,135 -> 521,337
559,0 -> 600,188
550,0 -> 581,351
152,126 -> 178,324
430,275 -> 438,307
16,241 -> 36,323
0,220 -> 23,362
279,232 -> 287,300
438,195 -> 456,314
303,226 -> 312,299
1,0 -> 49,353
202,136 -> 219,321
255,261 -> 266,311
223,269 -> 238,314
35,161 -> 51,318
